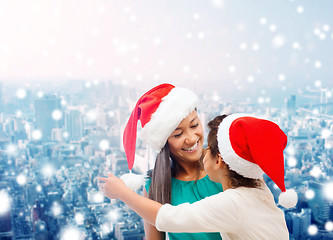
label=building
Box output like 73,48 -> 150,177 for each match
51,128 -> 64,142
0,210 -> 12,239
65,109 -> 84,141
290,208 -> 311,239
287,95 -> 296,119
35,95 -> 62,141
308,181 -> 331,225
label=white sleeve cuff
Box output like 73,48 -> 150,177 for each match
155,204 -> 171,232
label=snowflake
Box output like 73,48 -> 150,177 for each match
324,182 -> 333,201
0,190 -> 11,215
296,6 -> 304,14
259,17 -> 267,25
17,174 -> 27,186
16,88 -> 27,99
287,157 -> 297,167
305,189 -> 315,200
308,225 -> 318,236
52,109 -> 63,121
32,130 -> 42,141
99,140 -> 109,151
272,34 -> 286,48
325,221 -> 333,232
314,61 -> 322,68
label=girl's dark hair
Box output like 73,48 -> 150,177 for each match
207,115 -> 261,189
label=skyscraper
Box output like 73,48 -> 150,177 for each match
35,95 -> 62,141
65,109 -> 83,141
308,181 -> 331,225
290,208 -> 311,239
0,189 -> 12,239
287,95 -> 296,119
320,88 -> 328,114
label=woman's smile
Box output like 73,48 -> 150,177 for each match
182,141 -> 199,152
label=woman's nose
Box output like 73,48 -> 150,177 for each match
184,133 -> 197,145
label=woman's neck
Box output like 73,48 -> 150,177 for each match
174,163 -> 205,181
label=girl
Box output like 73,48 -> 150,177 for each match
98,114 -> 298,240
121,83 -> 222,240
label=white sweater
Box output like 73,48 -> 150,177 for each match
155,184 -> 289,240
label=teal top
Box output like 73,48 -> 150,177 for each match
145,175 -> 223,240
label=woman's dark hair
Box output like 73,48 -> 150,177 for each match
207,115 -> 261,189
147,109 -> 202,204
147,144 -> 172,204
148,143 -> 202,204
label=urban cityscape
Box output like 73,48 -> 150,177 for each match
1,0 -> 333,239
0,80 -> 332,240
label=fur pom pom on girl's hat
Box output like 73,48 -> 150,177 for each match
123,83 -> 198,170
217,114 -> 298,208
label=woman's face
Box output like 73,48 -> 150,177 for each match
167,111 -> 204,164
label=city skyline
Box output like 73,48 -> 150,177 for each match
1,1 -> 333,239
0,81 -> 333,239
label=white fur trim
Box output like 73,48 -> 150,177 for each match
140,87 -> 198,151
218,113 -> 264,179
120,172 -> 145,191
278,189 -> 298,208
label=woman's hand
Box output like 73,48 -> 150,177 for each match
97,173 -> 128,200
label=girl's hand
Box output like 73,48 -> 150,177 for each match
98,173 -> 162,226
97,173 -> 128,199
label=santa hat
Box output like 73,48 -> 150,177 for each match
123,83 -> 198,170
217,114 -> 298,208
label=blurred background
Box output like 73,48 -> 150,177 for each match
0,0 -> 333,239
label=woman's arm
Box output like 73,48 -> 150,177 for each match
98,173 -> 162,225
143,188 -> 165,240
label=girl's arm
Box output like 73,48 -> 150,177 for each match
143,188 -> 166,240
98,173 -> 239,234
97,173 -> 162,225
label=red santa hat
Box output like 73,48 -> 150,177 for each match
217,114 -> 298,208
123,83 -> 198,170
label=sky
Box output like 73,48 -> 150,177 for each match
0,0 -> 333,106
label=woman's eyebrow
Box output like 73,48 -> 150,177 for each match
190,117 -> 198,123
174,117 -> 198,130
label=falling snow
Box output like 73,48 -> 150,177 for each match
308,225 -> 318,236
1,1 -> 333,239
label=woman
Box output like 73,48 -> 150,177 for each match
121,83 -> 222,240
98,114 -> 298,239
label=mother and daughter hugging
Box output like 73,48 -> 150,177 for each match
98,83 -> 298,240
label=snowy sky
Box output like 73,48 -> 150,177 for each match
0,0 -> 333,104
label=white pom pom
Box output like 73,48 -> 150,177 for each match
120,172 -> 145,191
278,189 -> 298,208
